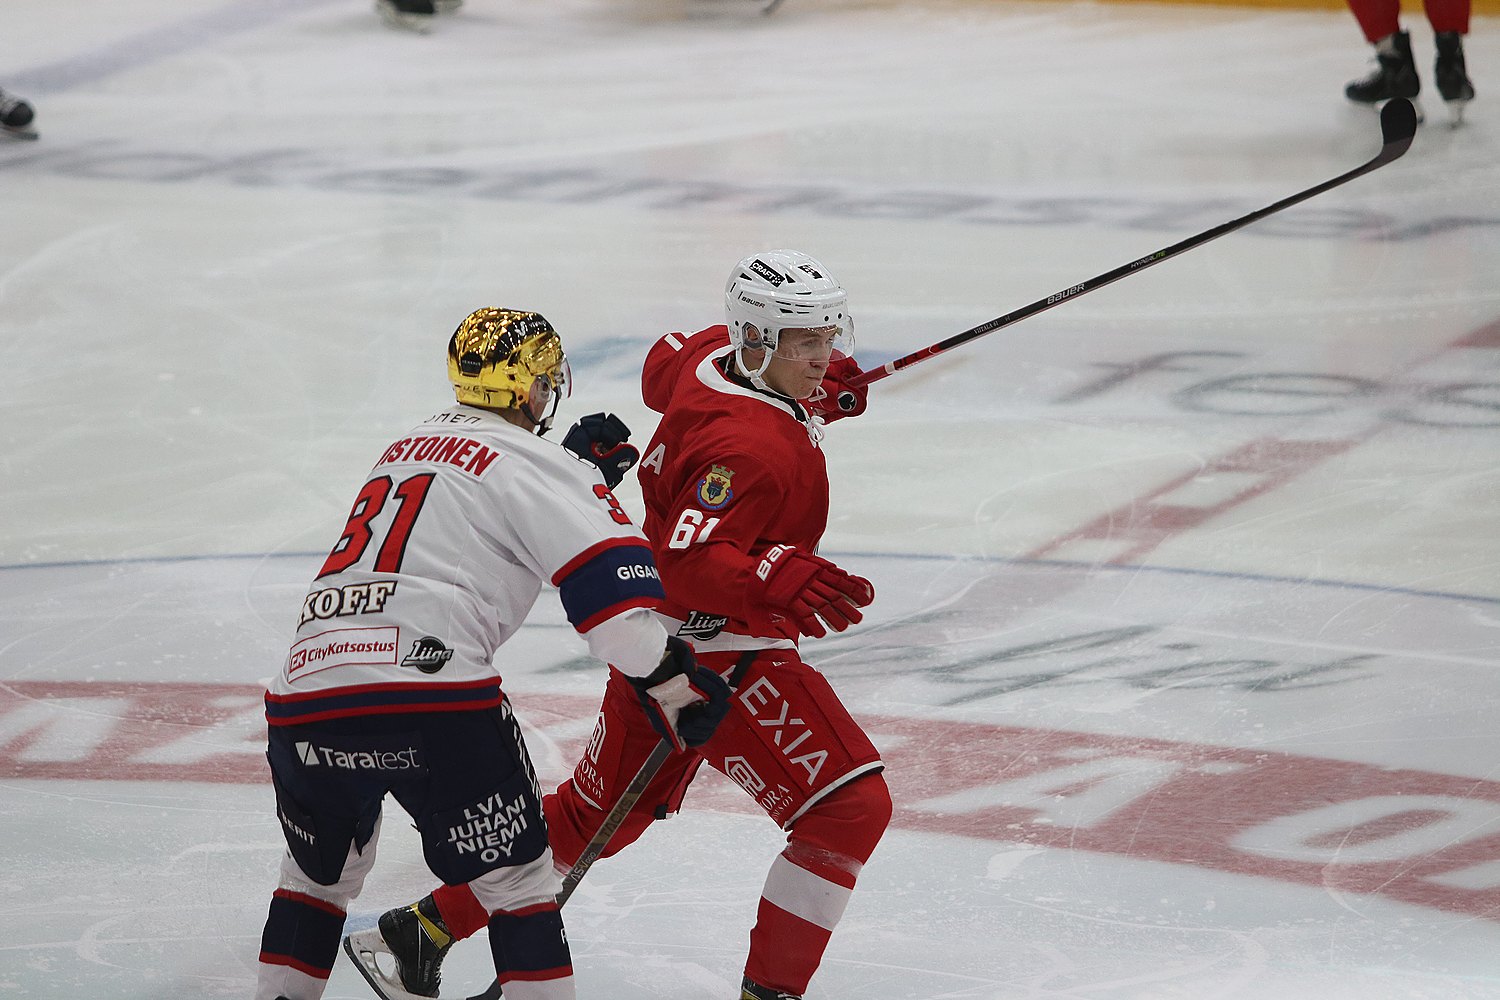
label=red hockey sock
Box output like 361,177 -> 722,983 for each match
743,775 -> 892,996
1422,0 -> 1470,36
1346,0 -> 1401,44
431,881 -> 489,940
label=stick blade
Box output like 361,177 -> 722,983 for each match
1379,97 -> 1418,158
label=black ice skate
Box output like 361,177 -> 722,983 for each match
342,895 -> 456,1000
1434,31 -> 1476,124
376,0 -> 437,33
0,88 -> 38,141
1346,30 -> 1424,123
741,977 -> 802,1000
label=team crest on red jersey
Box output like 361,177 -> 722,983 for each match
697,464 -> 735,509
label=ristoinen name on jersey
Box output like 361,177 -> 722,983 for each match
376,434 -> 501,479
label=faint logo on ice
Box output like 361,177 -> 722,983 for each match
817,619 -> 1379,707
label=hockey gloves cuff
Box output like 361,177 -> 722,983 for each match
806,355 -> 868,423
627,635 -> 732,752
745,545 -> 875,639
563,412 -> 641,489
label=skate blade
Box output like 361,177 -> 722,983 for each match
341,930 -> 429,1000
375,0 -> 435,33
1,125 -> 39,141
434,0 -> 462,11
1444,98 -> 1471,127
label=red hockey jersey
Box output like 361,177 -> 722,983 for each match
637,325 -> 831,649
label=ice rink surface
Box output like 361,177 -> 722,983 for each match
3,0 -> 1499,997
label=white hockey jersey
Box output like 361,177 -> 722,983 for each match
266,405 -> 668,727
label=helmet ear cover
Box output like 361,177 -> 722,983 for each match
447,308 -> 570,432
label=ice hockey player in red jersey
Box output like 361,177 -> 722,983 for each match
255,307 -> 729,1000
350,252 -> 886,1000
1342,0 -> 1476,123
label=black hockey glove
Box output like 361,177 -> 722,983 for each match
627,636 -> 731,752
563,412 -> 640,489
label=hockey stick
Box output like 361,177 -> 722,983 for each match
557,737 -> 675,905
464,739 -> 676,1000
842,97 -> 1417,399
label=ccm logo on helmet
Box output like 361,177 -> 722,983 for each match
617,564 -> 660,582
755,544 -> 793,581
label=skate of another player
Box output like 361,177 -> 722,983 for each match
0,87 -> 37,140
2,1 -> 1498,997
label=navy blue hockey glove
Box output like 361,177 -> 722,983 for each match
563,412 -> 640,489
627,636 -> 731,752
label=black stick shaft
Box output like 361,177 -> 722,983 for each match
850,98 -> 1417,389
556,738 -> 674,906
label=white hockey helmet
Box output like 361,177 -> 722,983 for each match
724,250 -> 854,379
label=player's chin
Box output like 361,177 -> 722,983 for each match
797,371 -> 827,398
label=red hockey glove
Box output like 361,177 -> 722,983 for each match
745,545 -> 875,639
626,636 -> 731,752
806,355 -> 868,423
563,412 -> 641,489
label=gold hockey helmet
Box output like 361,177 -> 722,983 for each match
447,308 -> 570,432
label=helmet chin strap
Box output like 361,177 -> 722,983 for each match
731,343 -> 824,444
733,345 -> 778,395
514,390 -> 554,435
734,324 -> 779,394
523,398 -> 557,436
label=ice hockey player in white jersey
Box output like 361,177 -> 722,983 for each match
253,307 -> 731,1000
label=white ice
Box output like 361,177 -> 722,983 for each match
2,0 -> 1499,998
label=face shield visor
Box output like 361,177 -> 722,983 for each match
514,332 -> 571,435
766,323 -> 856,365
